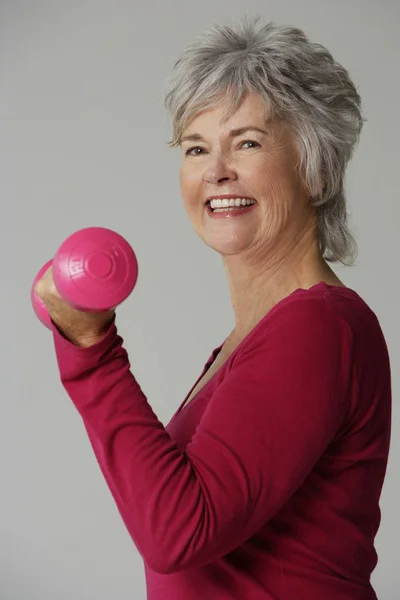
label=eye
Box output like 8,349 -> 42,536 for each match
240,140 -> 260,149
185,146 -> 206,156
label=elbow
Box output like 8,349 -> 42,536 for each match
143,543 -> 213,574
137,535 -> 183,574
142,536 -> 202,574
144,552 -> 181,575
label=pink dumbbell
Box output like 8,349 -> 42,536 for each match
31,227 -> 138,329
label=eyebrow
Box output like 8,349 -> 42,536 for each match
180,126 -> 268,144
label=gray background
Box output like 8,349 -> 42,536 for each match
1,0 -> 398,598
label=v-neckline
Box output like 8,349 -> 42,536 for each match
174,344 -> 224,416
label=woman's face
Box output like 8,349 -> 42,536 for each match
179,92 -> 315,261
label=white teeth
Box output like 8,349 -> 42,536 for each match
209,198 -> 255,209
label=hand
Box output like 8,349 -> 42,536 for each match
35,265 -> 115,347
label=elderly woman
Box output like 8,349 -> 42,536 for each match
36,18 -> 391,600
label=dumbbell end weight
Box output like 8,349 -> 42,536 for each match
31,259 -> 54,329
53,227 -> 138,312
32,227 -> 139,328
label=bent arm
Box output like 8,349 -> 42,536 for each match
51,298 -> 352,573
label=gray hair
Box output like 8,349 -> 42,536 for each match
163,16 -> 366,265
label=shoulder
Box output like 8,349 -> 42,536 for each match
231,285 -> 353,382
236,282 -> 390,387
246,283 -> 357,351
258,282 -> 383,345
227,286 -> 356,420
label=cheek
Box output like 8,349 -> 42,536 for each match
180,167 -> 202,206
179,172 -> 199,218
251,157 -> 291,206
250,161 -> 297,232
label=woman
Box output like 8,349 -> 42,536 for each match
36,17 -> 391,600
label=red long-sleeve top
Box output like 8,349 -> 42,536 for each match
51,282 -> 391,599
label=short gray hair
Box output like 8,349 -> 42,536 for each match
163,16 -> 366,265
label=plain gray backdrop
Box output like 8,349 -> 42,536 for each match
1,0 -> 399,598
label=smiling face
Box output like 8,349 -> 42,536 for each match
179,92 -> 316,262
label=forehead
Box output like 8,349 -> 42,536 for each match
182,92 -> 272,137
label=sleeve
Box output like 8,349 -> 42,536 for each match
50,296 -> 353,574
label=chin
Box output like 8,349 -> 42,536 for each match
203,234 -> 253,256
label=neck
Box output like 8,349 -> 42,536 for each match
221,227 -> 343,340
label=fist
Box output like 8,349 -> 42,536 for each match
35,265 -> 115,347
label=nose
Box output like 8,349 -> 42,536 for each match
204,157 -> 237,185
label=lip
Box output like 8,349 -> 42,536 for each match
205,202 -> 257,218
